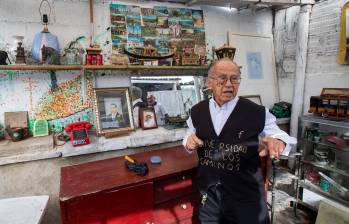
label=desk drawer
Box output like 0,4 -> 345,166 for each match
65,182 -> 153,224
154,173 -> 196,204
153,194 -> 199,224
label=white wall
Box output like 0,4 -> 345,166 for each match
275,0 -> 349,112
274,6 -> 300,103
0,1 -> 280,223
304,0 -> 349,112
0,0 -> 273,55
0,0 -> 275,124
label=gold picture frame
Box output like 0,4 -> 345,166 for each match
140,107 -> 158,130
93,87 -> 134,136
240,95 -> 262,106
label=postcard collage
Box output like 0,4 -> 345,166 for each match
110,3 -> 206,59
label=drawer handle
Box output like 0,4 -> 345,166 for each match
182,175 -> 186,180
181,203 -> 187,209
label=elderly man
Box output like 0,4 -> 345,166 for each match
130,86 -> 146,128
183,58 -> 296,224
147,94 -> 168,126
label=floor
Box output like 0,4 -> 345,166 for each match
274,208 -> 316,224
268,164 -> 317,224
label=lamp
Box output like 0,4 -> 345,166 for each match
214,44 -> 236,60
31,0 -> 59,63
13,35 -> 25,64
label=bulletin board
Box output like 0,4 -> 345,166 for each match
229,32 -> 279,108
110,3 -> 206,58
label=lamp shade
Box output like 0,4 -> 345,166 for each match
31,31 -> 59,62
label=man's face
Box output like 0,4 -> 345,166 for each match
208,61 -> 241,106
111,105 -> 118,114
147,96 -> 155,106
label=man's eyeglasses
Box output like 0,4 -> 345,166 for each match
210,76 -> 242,85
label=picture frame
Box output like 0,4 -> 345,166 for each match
240,95 -> 262,106
140,107 -> 158,130
93,87 -> 134,136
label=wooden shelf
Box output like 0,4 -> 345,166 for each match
0,65 -> 209,76
0,65 -> 82,71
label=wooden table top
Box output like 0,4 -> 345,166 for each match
60,146 -> 198,201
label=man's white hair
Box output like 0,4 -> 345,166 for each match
130,86 -> 142,99
208,58 -> 241,78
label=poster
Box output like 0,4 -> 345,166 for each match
110,3 -> 206,59
246,52 -> 263,79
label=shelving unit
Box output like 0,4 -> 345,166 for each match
295,114 -> 349,213
0,65 -> 209,76
0,65 -> 82,70
299,180 -> 349,207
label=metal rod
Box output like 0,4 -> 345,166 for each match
270,158 -> 276,224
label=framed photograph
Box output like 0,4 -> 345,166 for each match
140,107 -> 158,130
93,87 -> 134,136
240,95 -> 262,106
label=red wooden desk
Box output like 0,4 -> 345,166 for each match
60,146 -> 199,224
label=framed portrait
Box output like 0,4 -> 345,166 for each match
93,87 -> 134,136
140,107 -> 158,130
240,95 -> 262,106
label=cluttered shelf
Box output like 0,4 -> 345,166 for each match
301,114 -> 349,129
0,116 -> 290,166
302,138 -> 349,152
302,159 -> 349,178
0,65 -> 82,71
0,64 -> 209,75
0,127 -> 187,166
299,180 -> 349,207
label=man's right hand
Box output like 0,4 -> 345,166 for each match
186,133 -> 204,151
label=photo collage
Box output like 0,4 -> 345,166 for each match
110,3 -> 206,59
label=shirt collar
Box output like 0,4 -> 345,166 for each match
132,98 -> 143,106
210,96 -> 239,110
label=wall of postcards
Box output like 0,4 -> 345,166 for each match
110,3 -> 206,59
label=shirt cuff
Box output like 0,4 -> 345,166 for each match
182,134 -> 194,154
270,133 -> 297,156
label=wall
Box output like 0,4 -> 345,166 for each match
274,6 -> 300,103
275,0 -> 349,112
0,1 -> 275,128
304,0 -> 349,111
0,141 -> 180,224
0,1 -> 274,223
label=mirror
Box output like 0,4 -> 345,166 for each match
130,76 -> 201,128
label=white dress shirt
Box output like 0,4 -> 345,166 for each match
183,97 -> 297,156
154,102 -> 167,126
132,98 -> 143,128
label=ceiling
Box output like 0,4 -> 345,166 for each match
142,0 -> 312,9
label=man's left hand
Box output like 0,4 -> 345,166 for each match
258,137 -> 286,158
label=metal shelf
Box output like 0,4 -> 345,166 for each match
296,199 -> 318,211
299,180 -> 349,207
302,159 -> 349,178
303,138 -> 349,152
296,115 -> 349,214
301,114 -> 349,129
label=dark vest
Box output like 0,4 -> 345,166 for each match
191,98 -> 265,202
